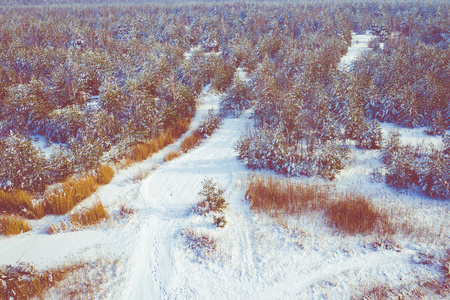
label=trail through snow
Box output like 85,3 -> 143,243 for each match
124,91 -> 251,299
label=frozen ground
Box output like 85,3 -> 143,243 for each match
1,33 -> 449,299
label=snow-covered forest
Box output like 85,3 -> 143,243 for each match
0,1 -> 449,299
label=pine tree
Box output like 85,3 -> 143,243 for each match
0,133 -> 49,192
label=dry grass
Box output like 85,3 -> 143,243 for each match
181,228 -> 217,260
0,214 -> 31,236
164,150 -> 181,162
49,202 -> 109,234
70,202 -> 109,229
325,193 -> 392,236
245,176 -> 329,216
131,169 -> 151,183
180,130 -> 204,153
0,259 -> 119,300
0,262 -> 86,299
0,190 -> 35,218
246,176 -> 393,236
119,205 -> 134,219
125,118 -> 191,165
41,175 -> 98,216
94,164 -> 115,185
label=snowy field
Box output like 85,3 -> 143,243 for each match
1,33 -> 449,299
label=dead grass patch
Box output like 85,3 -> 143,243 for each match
0,214 -> 31,236
48,202 -> 109,234
70,202 -> 109,229
181,228 -> 217,260
246,176 -> 392,236
324,193 -> 393,236
94,164 -> 115,185
245,176 -> 329,216
180,130 -> 204,153
0,259 -> 118,300
164,150 -> 181,162
124,118 -> 191,165
41,175 -> 98,216
0,262 -> 86,299
131,169 -> 151,183
0,190 -> 35,218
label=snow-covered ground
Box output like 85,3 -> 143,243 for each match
339,31 -> 377,71
1,33 -> 449,299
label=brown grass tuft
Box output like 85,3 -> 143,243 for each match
324,193 -> 392,235
246,176 -> 394,236
0,190 -> 34,217
164,150 -> 181,162
0,259 -> 118,300
131,169 -> 151,183
245,176 -> 329,216
0,262 -> 86,300
119,205 -> 134,219
181,228 -> 217,260
94,164 -> 115,185
41,175 -> 98,216
180,130 -> 204,153
0,214 -> 31,236
70,202 -> 109,229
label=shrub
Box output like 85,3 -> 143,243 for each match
356,119 -> 383,150
0,215 -> 31,236
41,175 -> 98,215
194,179 -> 227,227
197,109 -> 222,136
70,202 -> 109,229
194,179 -> 227,216
119,205 -> 134,218
0,133 -> 49,192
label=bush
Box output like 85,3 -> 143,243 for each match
0,215 -> 31,236
181,228 -> 217,260
197,109 -> 221,136
0,133 -> 49,192
356,119 -> 383,150
194,179 -> 227,227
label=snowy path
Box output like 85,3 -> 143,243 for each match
339,31 -> 376,70
123,93 -> 252,299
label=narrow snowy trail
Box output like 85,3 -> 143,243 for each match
123,93 -> 252,299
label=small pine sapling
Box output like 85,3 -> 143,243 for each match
194,179 -> 227,227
